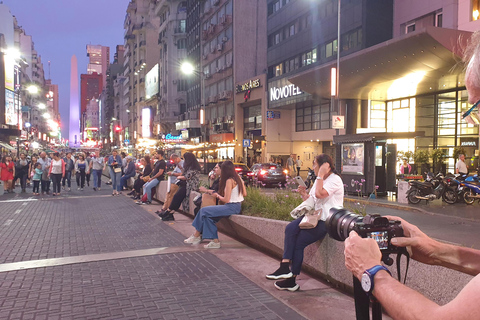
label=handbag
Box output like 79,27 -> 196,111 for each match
142,176 -> 150,182
114,168 -> 122,173
290,197 -> 315,219
298,209 -> 322,229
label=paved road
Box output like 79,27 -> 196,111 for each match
0,188 -> 307,320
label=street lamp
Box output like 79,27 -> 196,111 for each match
180,61 -> 208,173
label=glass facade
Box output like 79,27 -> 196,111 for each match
369,89 -> 478,172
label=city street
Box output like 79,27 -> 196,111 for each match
0,185 -> 357,320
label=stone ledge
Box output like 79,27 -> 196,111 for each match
185,191 -> 472,305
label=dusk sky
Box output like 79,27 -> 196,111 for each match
2,0 -> 130,137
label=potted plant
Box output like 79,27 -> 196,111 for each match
431,149 -> 447,175
453,146 -> 467,162
413,149 -> 430,176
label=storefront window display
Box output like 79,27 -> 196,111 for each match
341,143 -> 364,175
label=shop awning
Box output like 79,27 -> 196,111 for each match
289,27 -> 472,101
0,142 -> 15,151
333,131 -> 425,144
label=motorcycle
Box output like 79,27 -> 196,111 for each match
305,167 -> 316,189
460,177 -> 480,205
444,173 -> 468,203
407,172 -> 458,204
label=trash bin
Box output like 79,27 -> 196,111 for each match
397,181 -> 409,204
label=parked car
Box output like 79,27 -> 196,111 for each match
250,163 -> 287,187
233,163 -> 254,185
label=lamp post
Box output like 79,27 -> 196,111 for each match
180,61 -> 207,173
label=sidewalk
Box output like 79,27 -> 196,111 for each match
0,185 -> 361,319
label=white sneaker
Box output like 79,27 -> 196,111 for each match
184,235 -> 201,245
77,187 -> 80,190
204,241 -> 221,249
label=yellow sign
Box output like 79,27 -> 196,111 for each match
236,79 -> 260,93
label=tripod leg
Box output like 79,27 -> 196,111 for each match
353,276 -> 370,320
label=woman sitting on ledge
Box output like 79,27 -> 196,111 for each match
184,160 -> 247,249
266,154 -> 344,292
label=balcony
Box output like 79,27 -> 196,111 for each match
139,40 -> 146,47
174,27 -> 186,34
132,23 -> 143,32
124,34 -> 135,40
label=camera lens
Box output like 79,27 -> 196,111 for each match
325,207 -> 363,241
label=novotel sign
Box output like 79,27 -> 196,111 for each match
270,84 -> 302,101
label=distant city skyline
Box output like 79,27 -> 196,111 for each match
1,0 -> 130,137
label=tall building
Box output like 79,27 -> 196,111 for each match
80,73 -> 102,134
153,0 -> 188,138
195,0 -> 267,163
123,0 -> 160,148
86,44 -> 110,88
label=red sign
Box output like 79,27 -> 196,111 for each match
209,133 -> 234,143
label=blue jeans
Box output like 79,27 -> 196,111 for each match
283,217 -> 327,275
92,169 -> 102,188
62,171 -> 72,188
109,168 -> 122,192
192,202 -> 242,240
142,179 -> 160,202
120,173 -> 135,190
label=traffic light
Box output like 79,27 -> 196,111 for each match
114,126 -> 122,133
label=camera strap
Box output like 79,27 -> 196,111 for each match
396,249 -> 410,284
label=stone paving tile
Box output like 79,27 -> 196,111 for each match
0,194 -> 186,263
0,252 -> 304,320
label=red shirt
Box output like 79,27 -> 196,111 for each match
0,161 -> 15,181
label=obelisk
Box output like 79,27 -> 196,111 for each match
69,55 -> 80,148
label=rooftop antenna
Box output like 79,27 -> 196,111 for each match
48,60 -> 51,79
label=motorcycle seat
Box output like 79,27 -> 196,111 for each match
463,181 -> 480,186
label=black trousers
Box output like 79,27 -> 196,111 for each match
76,169 -> 86,188
169,185 -> 187,211
133,178 -> 145,194
41,179 -> 51,193
51,173 -> 62,193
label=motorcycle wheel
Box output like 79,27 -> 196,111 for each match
305,179 -> 311,189
464,189 -> 476,205
442,189 -> 458,204
407,189 -> 422,204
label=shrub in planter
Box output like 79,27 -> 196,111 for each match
413,150 -> 430,175
431,149 -> 447,174
453,146 -> 467,161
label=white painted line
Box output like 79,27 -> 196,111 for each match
14,210 -> 22,214
3,219 -> 13,226
0,199 -> 38,203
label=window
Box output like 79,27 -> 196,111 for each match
325,39 -> 337,58
406,23 -> 415,33
177,38 -> 187,49
275,32 -> 281,45
435,12 -> 443,27
275,63 -> 283,77
473,0 -> 480,20
296,103 -> 331,132
290,24 -> 295,36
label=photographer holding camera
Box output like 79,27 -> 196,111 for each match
344,31 -> 480,319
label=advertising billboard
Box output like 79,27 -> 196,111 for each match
5,89 -> 17,126
142,108 -> 151,138
145,64 -> 159,100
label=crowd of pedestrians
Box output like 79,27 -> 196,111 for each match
0,151 -> 107,195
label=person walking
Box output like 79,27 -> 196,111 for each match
0,155 -> 15,193
37,152 -> 51,195
286,154 -> 294,176
89,151 -> 105,191
266,154 -> 344,292
62,153 -> 75,191
32,162 -> 42,195
184,161 -> 246,248
85,154 -> 92,187
296,156 -> 303,177
15,153 -> 29,193
48,152 -> 65,196
137,150 -> 166,205
107,150 -> 123,196
28,156 -> 38,187
159,152 -> 200,221
456,153 -> 468,175
120,155 -> 136,192
75,154 -> 87,191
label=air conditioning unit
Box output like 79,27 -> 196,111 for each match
222,36 -> 228,42
205,73 -> 211,79
203,54 -> 208,60
213,0 -> 220,6
221,65 -> 227,71
210,46 -> 216,53
219,91 -> 227,100
226,61 -> 232,68
215,67 -> 220,73
225,90 -> 233,99
217,44 -> 223,51
220,15 -> 226,25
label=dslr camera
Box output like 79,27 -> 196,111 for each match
326,208 -> 405,264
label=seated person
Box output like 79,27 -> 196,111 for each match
155,154 -> 184,215
184,161 -> 247,249
158,152 -> 201,221
131,156 -> 152,200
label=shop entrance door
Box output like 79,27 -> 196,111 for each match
374,143 -> 386,194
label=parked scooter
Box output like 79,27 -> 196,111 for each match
407,172 -> 458,204
304,167 -> 316,189
444,173 -> 468,203
460,176 -> 480,205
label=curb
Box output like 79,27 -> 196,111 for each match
344,197 -> 433,215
